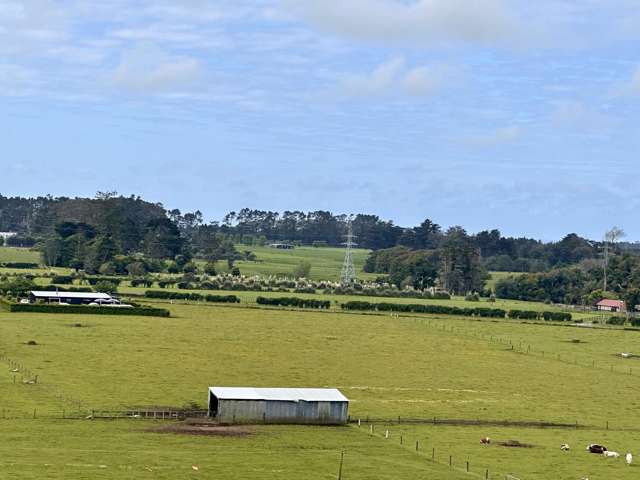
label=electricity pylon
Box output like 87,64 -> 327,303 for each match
340,219 -> 357,284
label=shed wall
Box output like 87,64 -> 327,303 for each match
214,399 -> 348,425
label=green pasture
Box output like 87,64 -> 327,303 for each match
370,424 -> 640,480
114,284 -> 592,319
485,271 -> 525,291
0,419 -> 470,480
0,247 -> 41,265
1,299 -> 639,478
216,245 -> 377,281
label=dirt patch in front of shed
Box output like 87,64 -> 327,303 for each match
150,421 -> 254,437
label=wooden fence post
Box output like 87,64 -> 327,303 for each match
337,450 -> 345,480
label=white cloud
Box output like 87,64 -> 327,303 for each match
283,0 -> 520,47
464,125 -> 521,147
111,45 -> 202,94
341,57 -> 462,98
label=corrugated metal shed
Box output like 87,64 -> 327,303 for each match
208,387 -> 349,425
210,387 -> 348,402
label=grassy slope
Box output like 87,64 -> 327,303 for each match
1,305 -> 639,478
0,247 -> 41,264
219,245 -> 377,281
485,271 -> 525,291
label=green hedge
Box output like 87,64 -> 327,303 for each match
86,277 -> 123,286
2,302 -> 170,317
508,310 -> 540,320
51,275 -> 74,285
542,311 -> 573,322
144,290 -> 240,304
0,262 -> 39,269
607,316 -> 626,326
257,296 -> 331,309
341,301 -> 506,318
341,301 -> 572,321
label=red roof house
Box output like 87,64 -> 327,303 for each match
596,299 -> 626,312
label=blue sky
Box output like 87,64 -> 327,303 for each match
2,0 -> 640,240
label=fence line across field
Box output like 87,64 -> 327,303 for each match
411,317 -> 640,379
358,421 -> 523,480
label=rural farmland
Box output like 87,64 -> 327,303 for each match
4,3 -> 640,477
2,281 -> 640,478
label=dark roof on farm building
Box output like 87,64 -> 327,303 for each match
209,387 -> 348,402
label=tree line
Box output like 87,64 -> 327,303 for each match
2,195 -> 638,290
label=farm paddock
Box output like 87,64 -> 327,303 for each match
1,303 -> 640,479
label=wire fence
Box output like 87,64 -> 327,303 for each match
355,421 -> 523,480
410,317 -> 640,379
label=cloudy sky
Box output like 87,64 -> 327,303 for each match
2,0 -> 640,239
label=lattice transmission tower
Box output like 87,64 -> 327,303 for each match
340,218 -> 357,284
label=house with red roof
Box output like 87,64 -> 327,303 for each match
596,299 -> 626,313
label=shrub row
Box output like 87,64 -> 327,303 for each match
144,290 -> 240,303
37,285 -> 94,293
341,301 -> 506,318
51,275 -> 74,284
341,302 -> 573,321
541,311 -> 573,322
507,310 -> 539,320
256,297 -> 331,309
607,316 -> 626,326
508,310 -> 572,321
87,277 -> 123,286
1,262 -> 39,269
2,302 -> 170,317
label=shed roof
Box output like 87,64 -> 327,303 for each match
30,291 -> 112,300
210,387 -> 348,402
597,299 -> 625,308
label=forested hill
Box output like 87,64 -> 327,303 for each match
1,195 -> 637,275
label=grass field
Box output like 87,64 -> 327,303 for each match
485,271 -> 525,291
221,245 -> 377,281
1,303 -> 640,479
0,245 -> 374,281
0,247 -> 41,265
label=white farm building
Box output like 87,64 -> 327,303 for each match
208,387 -> 349,425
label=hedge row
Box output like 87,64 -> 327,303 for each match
256,297 -> 331,309
607,316 -> 626,326
341,301 -> 573,321
51,275 -> 74,284
37,285 -> 94,293
144,290 -> 240,303
1,262 -> 39,269
1,302 -> 170,317
341,301 -> 507,318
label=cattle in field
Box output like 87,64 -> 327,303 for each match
480,437 -> 491,445
560,444 -> 570,451
626,453 -> 633,465
587,444 -> 607,454
603,451 -> 620,458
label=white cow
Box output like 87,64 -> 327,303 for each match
626,453 -> 633,465
604,451 -> 620,458
560,444 -> 570,451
